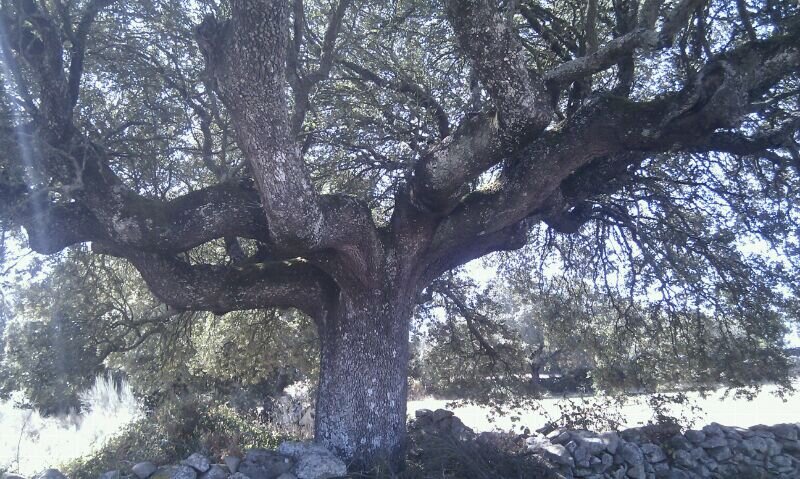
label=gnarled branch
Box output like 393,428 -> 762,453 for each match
425,27 -> 800,280
102,246 -> 336,320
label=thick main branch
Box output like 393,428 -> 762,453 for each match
409,0 -> 554,213
197,1 -> 324,249
424,26 -> 800,280
105,247 -> 335,319
196,2 -> 382,283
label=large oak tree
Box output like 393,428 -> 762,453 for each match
1,0 -> 799,469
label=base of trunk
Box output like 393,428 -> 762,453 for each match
314,298 -> 411,471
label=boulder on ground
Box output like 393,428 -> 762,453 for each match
239,449 -> 293,479
33,471 -> 67,479
431,409 -> 454,422
132,462 -> 159,479
150,466 -> 197,479
619,443 -> 644,466
223,455 -> 241,473
182,453 -> 211,473
640,443 -> 667,463
277,442 -> 347,479
541,443 -> 574,466
198,465 -> 228,479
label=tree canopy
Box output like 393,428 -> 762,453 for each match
1,0 -> 799,467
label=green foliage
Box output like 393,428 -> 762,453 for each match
0,313 -> 103,414
63,399 -> 284,479
0,243 -> 319,416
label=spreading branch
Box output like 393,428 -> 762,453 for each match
543,0 -> 706,90
425,26 -> 800,282
101,247 -> 336,320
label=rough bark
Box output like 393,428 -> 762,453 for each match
198,1 -> 324,249
196,1 -> 383,287
315,291 -> 412,470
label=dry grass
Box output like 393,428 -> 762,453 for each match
0,375 -> 142,475
409,380 -> 800,434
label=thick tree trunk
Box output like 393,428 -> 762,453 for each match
314,292 -> 412,471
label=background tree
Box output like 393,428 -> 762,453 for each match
415,230 -> 795,410
1,0 -> 799,469
0,245 -> 319,420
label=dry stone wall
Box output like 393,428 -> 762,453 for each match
3,412 -> 799,479
527,421 -> 800,478
0,441 -> 346,479
413,409 -> 800,478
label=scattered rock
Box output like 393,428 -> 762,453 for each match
132,463 -> 159,479
223,455 -> 242,473
198,465 -> 228,479
277,441 -> 347,479
150,466 -> 197,479
239,449 -> 293,479
182,453 -> 210,473
541,443 -> 574,466
684,430 -> 705,444
33,471 -> 67,479
619,443 -> 644,466
431,409 -> 454,422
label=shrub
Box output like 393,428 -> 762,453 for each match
399,429 -> 555,479
63,399 -> 285,478
62,418 -> 172,479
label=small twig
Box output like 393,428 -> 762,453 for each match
16,409 -> 33,471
